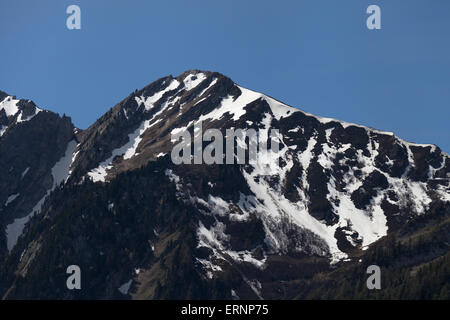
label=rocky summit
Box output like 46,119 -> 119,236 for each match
0,70 -> 449,299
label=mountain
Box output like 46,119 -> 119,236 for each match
0,70 -> 449,299
0,92 -> 77,260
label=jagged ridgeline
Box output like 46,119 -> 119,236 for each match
0,71 -> 449,299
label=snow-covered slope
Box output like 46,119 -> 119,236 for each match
0,71 -> 448,300
0,93 -> 77,255
62,70 -> 449,269
0,95 -> 42,136
5,140 -> 78,251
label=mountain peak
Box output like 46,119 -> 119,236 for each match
0,72 -> 449,299
0,94 -> 44,137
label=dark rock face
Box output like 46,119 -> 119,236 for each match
0,70 -> 449,299
351,171 -> 389,210
306,161 -> 337,224
0,94 -> 77,261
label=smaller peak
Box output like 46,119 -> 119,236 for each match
0,95 -> 20,117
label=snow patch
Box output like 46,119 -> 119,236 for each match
135,79 -> 180,111
5,140 -> 78,252
0,96 -> 20,117
52,140 -> 78,187
264,95 -> 299,120
21,167 -> 30,179
5,194 -> 19,206
197,86 -> 261,122
198,78 -> 218,97
118,279 -> 132,295
183,73 -> 207,91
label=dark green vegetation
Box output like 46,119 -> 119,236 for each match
0,157 -> 448,300
290,202 -> 450,299
1,159 -> 206,299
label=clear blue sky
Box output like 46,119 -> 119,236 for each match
1,0 -> 449,152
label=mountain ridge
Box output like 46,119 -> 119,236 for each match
2,69 -> 445,154
0,70 -> 449,299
